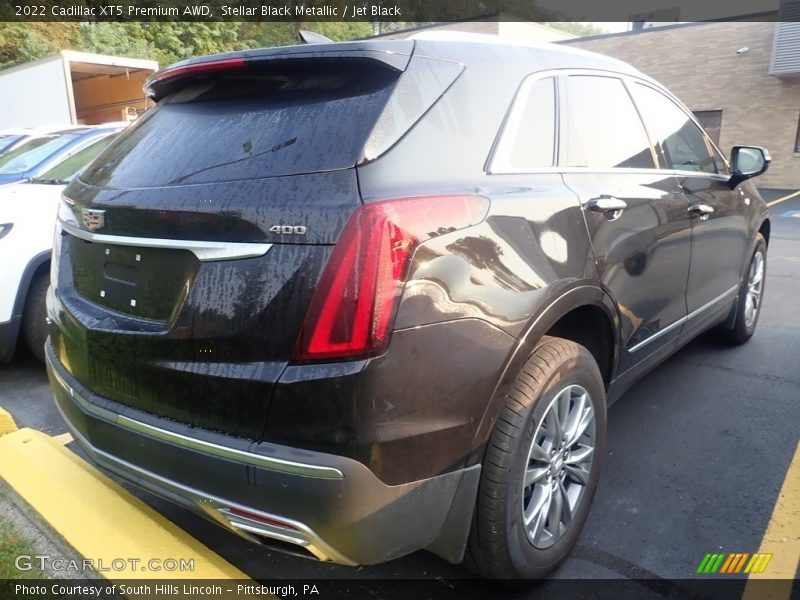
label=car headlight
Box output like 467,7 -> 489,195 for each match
0,223 -> 13,240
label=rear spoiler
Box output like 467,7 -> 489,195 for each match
145,40 -> 414,101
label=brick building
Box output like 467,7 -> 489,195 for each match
561,22 -> 800,188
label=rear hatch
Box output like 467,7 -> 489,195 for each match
52,42 -> 427,439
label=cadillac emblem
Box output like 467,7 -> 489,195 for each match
81,208 -> 106,231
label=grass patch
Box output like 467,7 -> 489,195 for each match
0,517 -> 46,579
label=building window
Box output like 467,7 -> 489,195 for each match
795,112 -> 800,154
693,110 -> 722,145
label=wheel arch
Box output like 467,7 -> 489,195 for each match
13,250 -> 51,320
758,218 -> 770,247
468,284 -> 620,462
0,250 -> 50,362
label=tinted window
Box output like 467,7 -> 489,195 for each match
32,134 -> 117,184
81,66 -> 399,188
693,110 -> 722,144
709,144 -> 729,176
0,133 -> 81,175
565,76 -> 655,169
0,135 -> 21,154
632,84 -> 718,174
495,77 -> 556,169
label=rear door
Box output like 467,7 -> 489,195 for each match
560,73 -> 692,374
629,83 -> 746,336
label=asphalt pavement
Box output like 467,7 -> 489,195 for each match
1,189 -> 799,597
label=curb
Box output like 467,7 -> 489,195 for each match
0,408 -> 251,581
0,406 -> 17,436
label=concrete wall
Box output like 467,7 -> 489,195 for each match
563,22 -> 800,189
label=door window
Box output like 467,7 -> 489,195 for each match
693,110 -> 722,145
491,76 -> 556,171
564,75 -> 655,170
632,84 -> 719,174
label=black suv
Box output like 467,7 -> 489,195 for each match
46,37 -> 770,580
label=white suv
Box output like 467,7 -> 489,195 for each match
0,132 -> 119,362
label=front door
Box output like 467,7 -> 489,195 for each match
629,83 -> 747,335
559,74 -> 693,374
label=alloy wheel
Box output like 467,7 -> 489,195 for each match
521,384 -> 596,549
744,250 -> 764,328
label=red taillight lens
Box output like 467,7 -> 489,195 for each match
146,57 -> 247,96
293,195 -> 488,362
228,507 -> 298,531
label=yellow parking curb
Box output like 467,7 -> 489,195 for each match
0,427 -> 251,580
741,440 -> 800,600
0,407 -> 17,436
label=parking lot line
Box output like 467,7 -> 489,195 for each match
0,427 -> 251,580
741,440 -> 800,599
767,190 -> 800,207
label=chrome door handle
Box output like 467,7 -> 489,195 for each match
587,196 -> 627,220
688,203 -> 714,221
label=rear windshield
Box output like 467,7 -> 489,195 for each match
0,133 -> 81,175
81,64 -> 398,188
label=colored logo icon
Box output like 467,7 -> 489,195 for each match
696,552 -> 773,574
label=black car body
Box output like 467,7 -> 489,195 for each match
46,37 -> 770,578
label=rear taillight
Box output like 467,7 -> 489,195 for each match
293,195 -> 489,362
146,57 -> 246,97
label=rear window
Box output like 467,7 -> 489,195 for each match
81,64 -> 399,188
491,76 -> 556,171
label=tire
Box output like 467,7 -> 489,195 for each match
21,272 -> 49,363
716,234 -> 766,345
465,336 -> 607,582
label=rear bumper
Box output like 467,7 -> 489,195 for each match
45,339 -> 480,566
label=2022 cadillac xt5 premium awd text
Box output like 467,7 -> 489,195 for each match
46,36 -> 771,580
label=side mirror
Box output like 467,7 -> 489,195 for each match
728,145 -> 770,189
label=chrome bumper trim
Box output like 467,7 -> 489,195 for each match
57,412 -> 356,566
59,219 -> 271,262
629,284 -> 739,353
48,362 -> 344,480
116,415 -> 344,480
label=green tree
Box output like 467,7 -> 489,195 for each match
137,22 -> 247,65
304,22 -> 373,41
543,22 -> 604,37
237,22 -> 301,50
80,23 -> 160,61
0,23 -> 81,69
